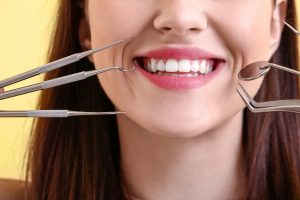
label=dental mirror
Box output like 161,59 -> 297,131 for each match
238,61 -> 271,81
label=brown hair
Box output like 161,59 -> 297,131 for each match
26,0 -> 300,199
243,1 -> 300,199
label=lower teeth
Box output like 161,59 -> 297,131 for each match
155,72 -> 202,77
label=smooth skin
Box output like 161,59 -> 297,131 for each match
0,0 -> 287,199
81,0 -> 286,199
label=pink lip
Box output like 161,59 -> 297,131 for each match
134,47 -> 226,90
140,47 -> 222,60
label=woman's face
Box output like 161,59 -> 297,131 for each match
84,0 -> 284,137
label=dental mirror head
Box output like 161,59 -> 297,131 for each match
238,61 -> 271,81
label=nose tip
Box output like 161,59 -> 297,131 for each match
154,6 -> 208,36
156,22 -> 206,36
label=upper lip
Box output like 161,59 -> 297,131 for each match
133,47 -> 225,60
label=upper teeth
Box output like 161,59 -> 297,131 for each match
146,59 -> 214,74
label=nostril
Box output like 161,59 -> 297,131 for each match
161,27 -> 172,32
190,28 -> 200,31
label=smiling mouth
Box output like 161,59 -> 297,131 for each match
134,57 -> 224,77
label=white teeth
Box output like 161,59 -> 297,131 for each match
151,59 -> 157,72
145,58 -> 215,75
203,60 -> 213,75
157,60 -> 165,71
191,60 -> 200,72
178,59 -> 191,72
157,72 -> 199,77
199,60 -> 206,74
206,61 -> 213,74
165,59 -> 178,72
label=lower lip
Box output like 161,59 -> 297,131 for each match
135,62 -> 225,90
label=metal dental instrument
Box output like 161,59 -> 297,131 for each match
237,21 -> 300,113
237,61 -> 300,114
237,83 -> 300,113
0,38 -> 131,88
284,21 -> 300,35
0,38 -> 135,117
0,110 -> 126,118
0,66 -> 134,100
238,61 -> 300,81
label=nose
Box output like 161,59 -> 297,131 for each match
154,0 -> 208,36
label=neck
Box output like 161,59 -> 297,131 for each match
118,112 -> 244,200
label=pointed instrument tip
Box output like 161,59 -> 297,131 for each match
78,37 -> 135,59
68,111 -> 126,117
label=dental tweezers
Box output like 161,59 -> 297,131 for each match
237,22 -> 300,113
0,38 -> 135,117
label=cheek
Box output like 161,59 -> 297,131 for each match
87,1 -> 155,70
88,1 -> 153,46
206,2 -> 273,110
211,2 -> 273,63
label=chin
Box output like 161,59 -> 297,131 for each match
147,119 -> 213,139
152,128 -> 208,139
